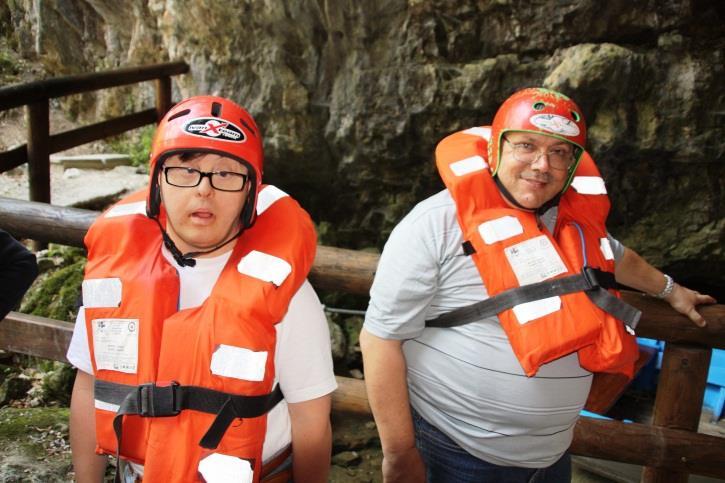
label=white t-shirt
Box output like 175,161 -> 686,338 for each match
67,247 -> 337,463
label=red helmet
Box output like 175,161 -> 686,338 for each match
488,88 -> 586,189
147,95 -> 263,228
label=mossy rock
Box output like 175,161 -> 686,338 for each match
21,249 -> 86,323
40,363 -> 75,406
0,407 -> 72,482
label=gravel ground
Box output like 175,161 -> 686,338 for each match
0,164 -> 148,208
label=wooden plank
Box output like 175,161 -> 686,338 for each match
332,376 -> 371,415
0,197 -> 97,247
309,245 -> 380,295
1,313 -> 724,478
642,343 -> 712,482
48,108 -> 157,154
0,199 -> 723,347
0,62 -> 189,111
571,417 -> 725,479
0,312 -> 73,363
0,145 -> 27,172
584,345 -> 656,414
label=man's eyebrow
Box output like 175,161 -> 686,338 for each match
509,135 -> 571,147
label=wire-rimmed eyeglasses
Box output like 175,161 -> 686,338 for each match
503,137 -> 575,171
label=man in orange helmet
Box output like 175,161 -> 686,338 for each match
67,96 -> 336,482
361,88 -> 715,482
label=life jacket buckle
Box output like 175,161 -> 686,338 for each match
137,381 -> 181,417
582,266 -> 601,291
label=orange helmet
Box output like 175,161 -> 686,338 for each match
489,88 -> 586,189
147,95 -> 263,228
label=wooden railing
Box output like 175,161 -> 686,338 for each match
0,62 -> 189,204
0,198 -> 723,481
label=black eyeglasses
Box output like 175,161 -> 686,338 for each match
163,166 -> 249,192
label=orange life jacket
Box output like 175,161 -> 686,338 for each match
434,127 -> 638,377
82,185 -> 316,482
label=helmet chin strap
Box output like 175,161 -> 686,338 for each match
493,176 -> 561,214
153,218 -> 243,268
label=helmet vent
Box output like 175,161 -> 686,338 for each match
240,119 -> 257,138
571,111 -> 581,121
167,109 -> 191,122
533,102 -> 545,111
211,102 -> 222,117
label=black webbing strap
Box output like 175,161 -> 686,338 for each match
425,267 -> 640,330
96,380 -> 284,481
585,287 -> 641,331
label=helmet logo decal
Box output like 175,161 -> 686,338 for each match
529,113 -> 580,137
183,117 -> 246,142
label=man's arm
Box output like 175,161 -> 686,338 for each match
69,370 -> 108,483
288,394 -> 332,483
360,329 -> 425,483
615,246 -> 716,326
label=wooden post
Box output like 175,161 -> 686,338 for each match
155,76 -> 172,121
27,100 -> 51,204
26,100 -> 50,250
641,343 -> 711,482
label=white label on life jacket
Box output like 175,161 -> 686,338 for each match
513,296 -> 562,324
600,238 -> 614,260
210,344 -> 268,382
94,399 -> 120,413
504,235 -> 568,285
570,176 -> 607,195
237,250 -> 292,286
463,126 -> 491,140
478,216 -> 523,244
256,185 -> 289,216
450,155 -> 488,176
104,201 -> 147,218
198,453 -> 253,483
82,278 -> 122,308
92,318 -> 138,374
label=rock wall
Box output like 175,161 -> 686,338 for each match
3,0 -> 723,293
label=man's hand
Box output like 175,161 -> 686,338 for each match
664,283 -> 717,327
382,446 -> 426,483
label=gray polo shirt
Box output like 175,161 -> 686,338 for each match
364,189 -> 624,468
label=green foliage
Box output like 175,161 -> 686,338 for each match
0,45 -> 21,84
108,125 -> 155,169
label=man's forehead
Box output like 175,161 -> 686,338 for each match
507,132 -> 572,146
166,152 -> 246,168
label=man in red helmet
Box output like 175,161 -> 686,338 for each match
360,88 -> 715,482
67,96 -> 336,482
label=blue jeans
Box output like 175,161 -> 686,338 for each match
412,408 -> 571,482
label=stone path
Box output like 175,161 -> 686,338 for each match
0,163 -> 148,209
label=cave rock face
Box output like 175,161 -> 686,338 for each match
4,0 -> 723,291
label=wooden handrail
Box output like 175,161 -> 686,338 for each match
0,196 -> 722,347
0,109 -> 158,172
0,62 -> 188,110
0,312 -> 723,478
0,62 -> 187,214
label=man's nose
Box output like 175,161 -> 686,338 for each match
530,151 -> 551,171
195,175 -> 214,195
